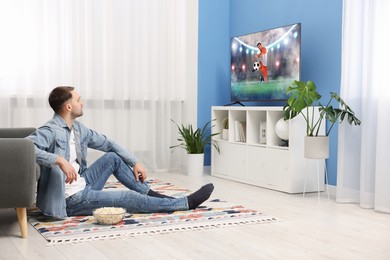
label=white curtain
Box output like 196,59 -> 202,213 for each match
337,0 -> 390,213
0,0 -> 198,171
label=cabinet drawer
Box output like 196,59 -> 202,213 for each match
266,149 -> 289,189
247,146 -> 267,185
227,143 -> 247,180
211,142 -> 230,175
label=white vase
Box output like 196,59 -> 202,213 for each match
275,118 -> 289,140
187,153 -> 204,177
222,129 -> 229,140
304,136 -> 329,159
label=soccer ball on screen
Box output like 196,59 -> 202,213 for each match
252,61 -> 260,72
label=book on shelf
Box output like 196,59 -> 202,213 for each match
234,120 -> 246,142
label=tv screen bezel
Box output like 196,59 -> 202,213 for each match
229,22 -> 301,103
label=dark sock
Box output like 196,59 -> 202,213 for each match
147,189 -> 174,199
187,183 -> 214,209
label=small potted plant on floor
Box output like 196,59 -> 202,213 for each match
283,80 -> 361,159
170,119 -> 220,176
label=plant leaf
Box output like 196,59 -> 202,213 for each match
170,119 -> 220,154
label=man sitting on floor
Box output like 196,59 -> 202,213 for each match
27,86 -> 214,219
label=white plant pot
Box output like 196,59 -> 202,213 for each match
304,136 -> 329,159
222,129 -> 229,140
187,153 -> 204,177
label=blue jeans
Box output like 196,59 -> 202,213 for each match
66,152 -> 188,216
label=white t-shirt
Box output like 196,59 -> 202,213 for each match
65,130 -> 86,198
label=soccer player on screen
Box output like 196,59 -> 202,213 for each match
256,42 -> 268,82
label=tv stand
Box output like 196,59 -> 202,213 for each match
224,101 -> 244,107
211,106 -> 325,193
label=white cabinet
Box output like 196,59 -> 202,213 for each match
211,106 -> 325,193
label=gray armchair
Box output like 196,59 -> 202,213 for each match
0,128 -> 39,238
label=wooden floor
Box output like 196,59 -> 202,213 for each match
1,170 -> 389,260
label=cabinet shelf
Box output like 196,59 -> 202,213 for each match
211,106 -> 326,194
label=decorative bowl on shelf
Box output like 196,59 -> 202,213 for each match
93,207 -> 126,225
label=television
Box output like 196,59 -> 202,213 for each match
230,23 -> 301,102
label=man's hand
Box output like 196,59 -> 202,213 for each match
133,162 -> 147,183
56,156 -> 77,184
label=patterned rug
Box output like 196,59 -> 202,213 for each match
28,178 -> 278,245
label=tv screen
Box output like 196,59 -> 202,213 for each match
230,23 -> 301,102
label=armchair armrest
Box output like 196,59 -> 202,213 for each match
0,138 -> 37,208
0,127 -> 36,138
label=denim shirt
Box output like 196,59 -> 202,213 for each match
27,114 -> 138,218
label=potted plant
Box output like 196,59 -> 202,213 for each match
170,119 -> 220,176
283,80 -> 361,159
221,117 -> 229,140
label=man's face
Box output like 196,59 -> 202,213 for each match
68,90 -> 84,118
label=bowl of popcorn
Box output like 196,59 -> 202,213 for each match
93,207 -> 126,225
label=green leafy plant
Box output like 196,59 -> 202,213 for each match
170,119 -> 220,154
283,80 -> 361,136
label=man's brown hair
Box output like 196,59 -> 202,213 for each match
48,86 -> 75,113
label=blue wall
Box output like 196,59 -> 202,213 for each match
198,0 -> 231,165
198,0 -> 343,185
